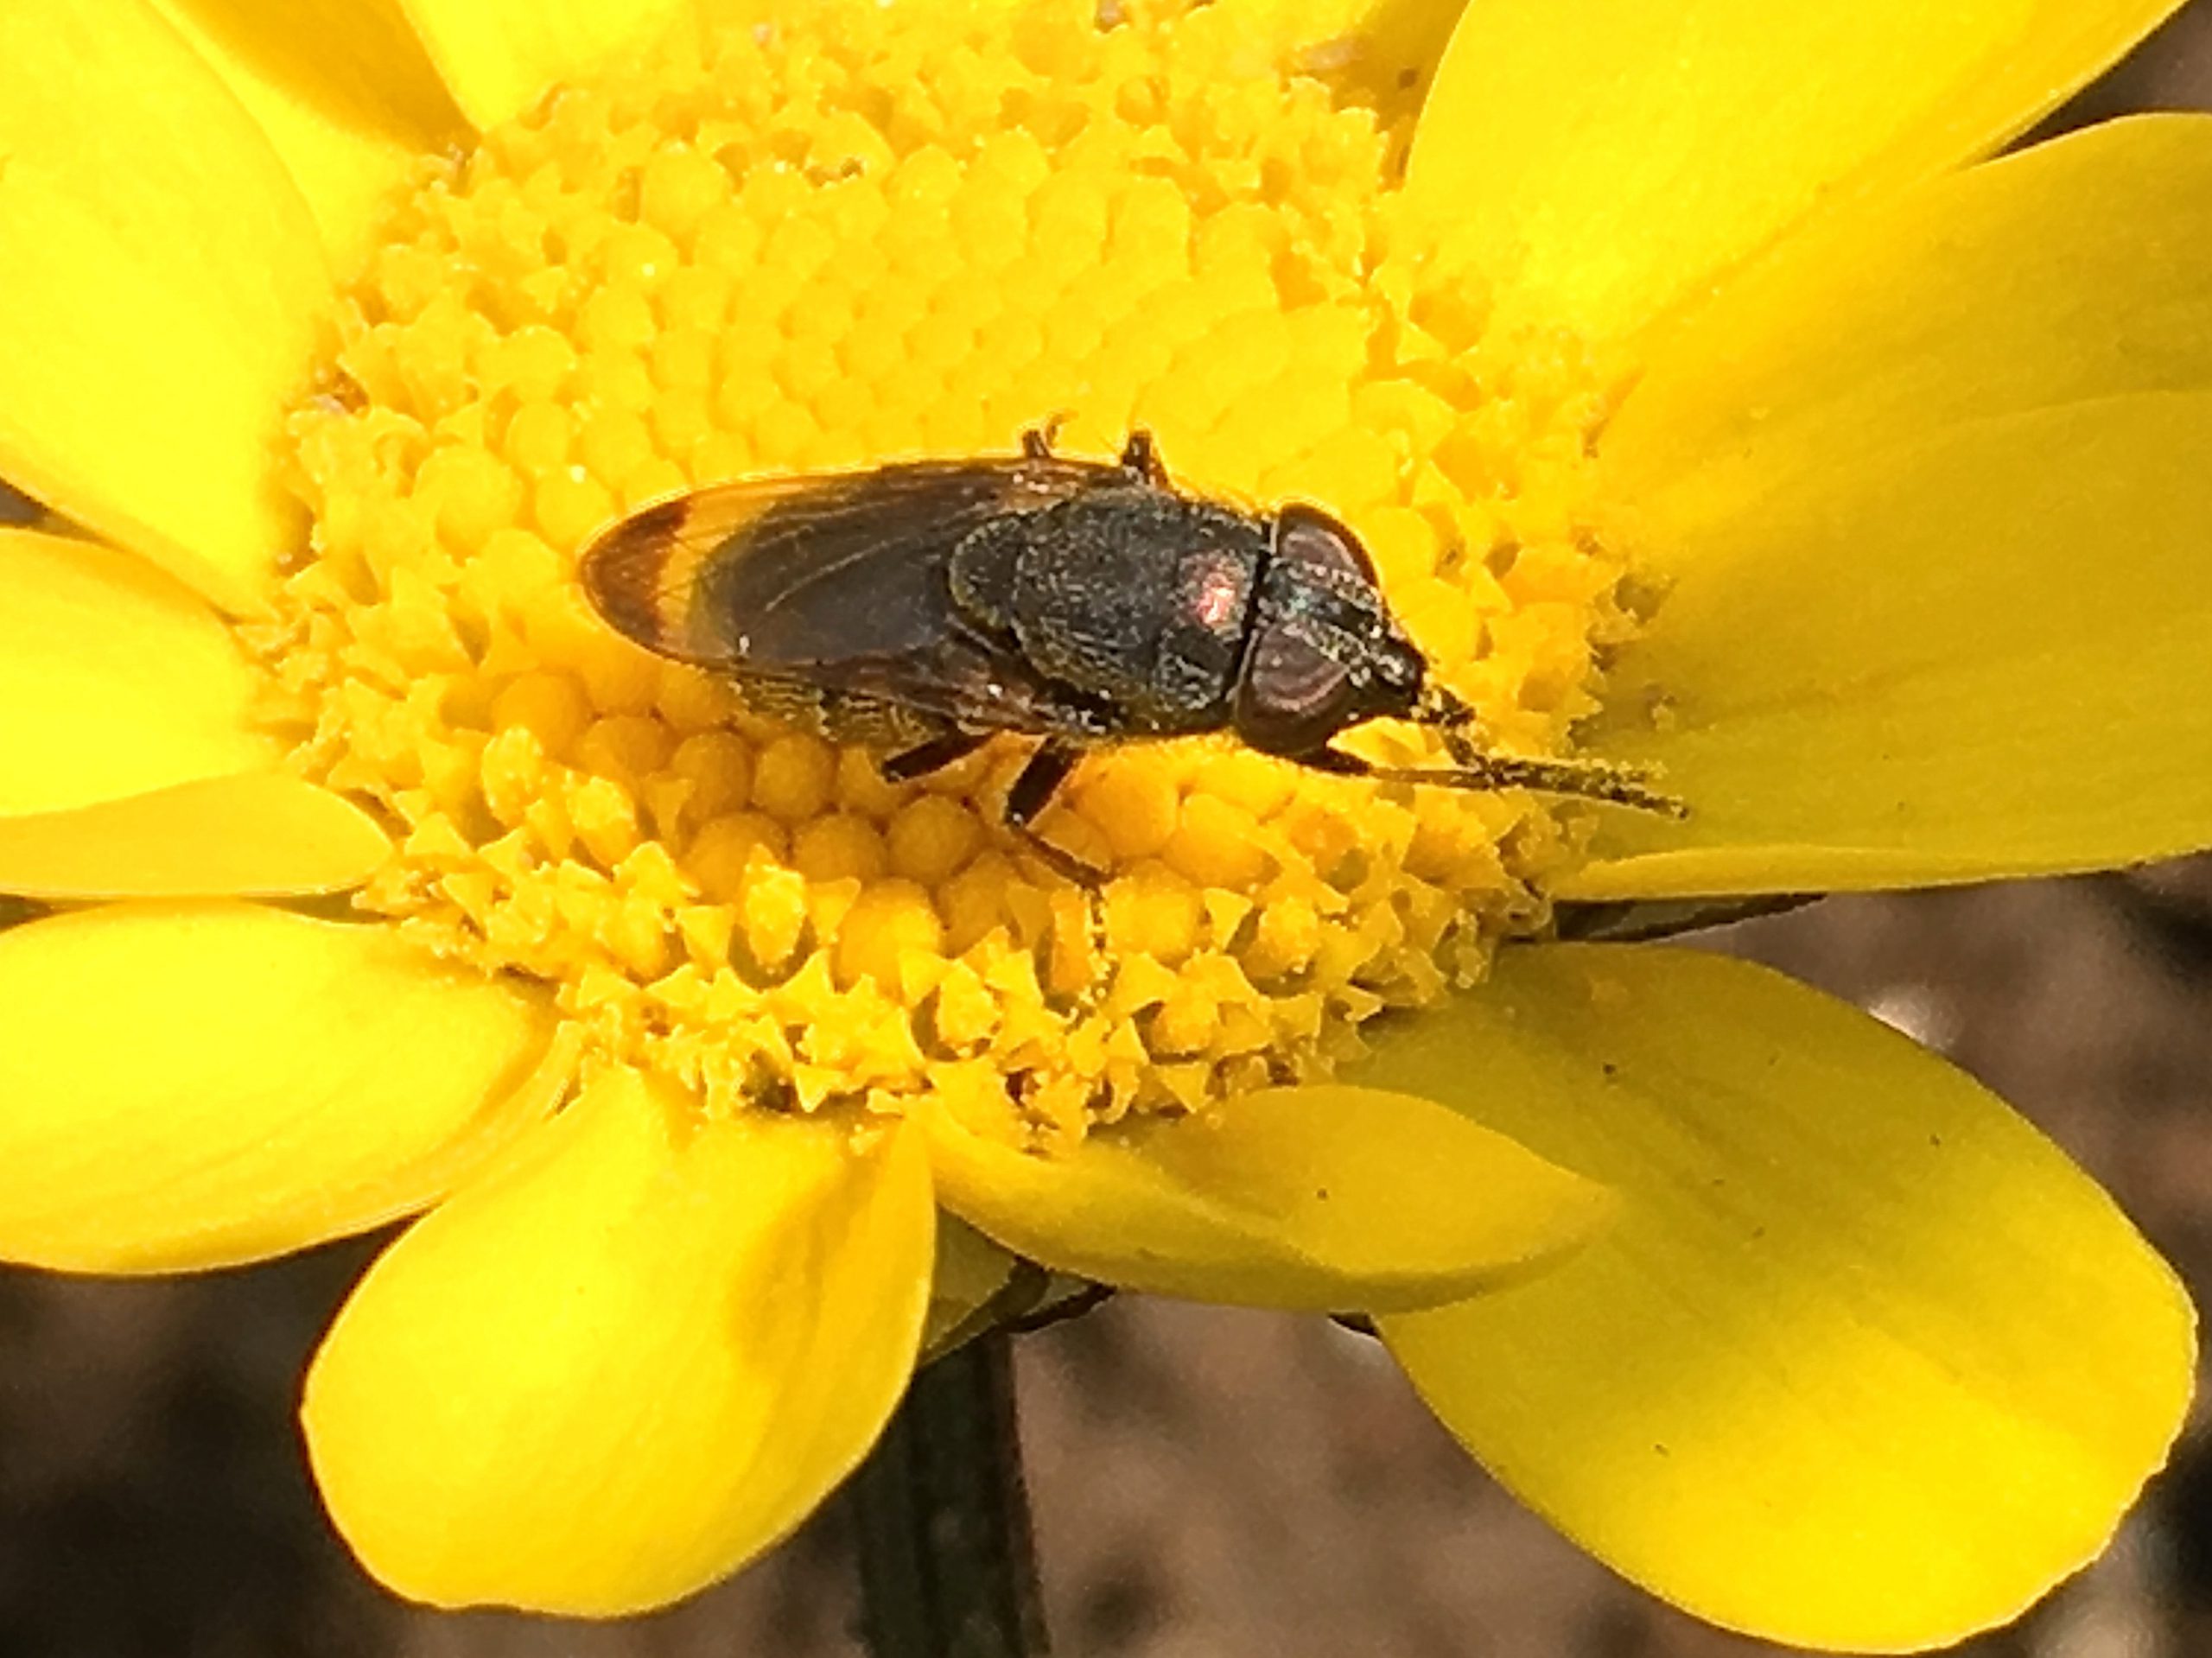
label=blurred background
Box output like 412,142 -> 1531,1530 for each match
7,8 -> 2212,1655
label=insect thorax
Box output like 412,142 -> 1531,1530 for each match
946,492 -> 1269,735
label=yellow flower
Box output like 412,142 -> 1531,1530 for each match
0,0 -> 2206,1648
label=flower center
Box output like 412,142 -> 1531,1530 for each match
253,0 -> 1643,1140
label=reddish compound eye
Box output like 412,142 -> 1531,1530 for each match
1274,504 -> 1376,587
1230,505 -> 1395,757
1236,621 -> 1361,757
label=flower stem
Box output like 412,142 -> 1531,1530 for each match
851,1330 -> 1051,1658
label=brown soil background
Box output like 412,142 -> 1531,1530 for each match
7,11 -> 2212,1655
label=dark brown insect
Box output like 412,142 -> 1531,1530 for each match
581,428 -> 1678,881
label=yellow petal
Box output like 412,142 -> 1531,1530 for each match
0,528 -> 274,816
1403,0 -> 2185,345
0,773 -> 388,899
149,0 -> 465,271
1,519 -> 385,896
394,0 -> 696,130
919,1078 -> 1611,1312
0,0 -> 331,613
0,902 -> 556,1272
1364,945 -> 2193,1653
1609,116 -> 2212,530
1570,394 -> 2212,899
302,1072 -> 934,1614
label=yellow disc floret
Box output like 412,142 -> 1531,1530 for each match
252,0 -> 1644,1135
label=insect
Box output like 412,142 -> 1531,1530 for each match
581,428 -> 1681,883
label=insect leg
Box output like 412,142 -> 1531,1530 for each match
1003,740 -> 1104,886
880,729 -> 992,784
1004,740 -> 1078,826
1302,744 -> 1688,816
1117,429 -> 1167,486
1003,740 -> 1111,1018
1021,414 -> 1070,461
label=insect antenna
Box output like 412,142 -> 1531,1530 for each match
1359,683 -> 1690,816
1356,752 -> 1687,816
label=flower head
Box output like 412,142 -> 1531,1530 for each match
259,0 -> 1630,1134
0,0 -> 2207,1649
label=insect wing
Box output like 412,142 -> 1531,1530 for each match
579,477 -> 821,666
579,454 -> 1142,738
703,461 -> 1075,666
703,460 -> 1126,736
580,458 -> 1117,668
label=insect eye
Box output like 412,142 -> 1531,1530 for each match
1234,619 -> 1360,757
1273,503 -> 1377,588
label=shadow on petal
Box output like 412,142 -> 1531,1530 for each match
922,1074 -> 1611,1313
